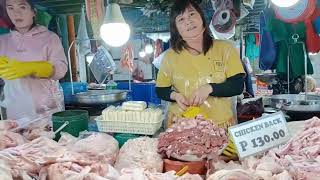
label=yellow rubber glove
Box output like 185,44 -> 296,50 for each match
0,60 -> 53,80
222,134 -> 238,158
182,106 -> 208,119
0,56 -> 9,65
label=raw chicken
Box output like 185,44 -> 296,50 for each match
206,160 -> 243,175
268,117 -> 320,179
68,133 -> 119,165
207,117 -> 320,180
0,131 -> 26,150
208,156 -> 292,180
0,120 -> 17,131
0,160 -> 13,180
0,137 -> 66,177
242,156 -> 292,180
115,137 -> 163,172
177,173 -> 203,180
20,117 -> 54,141
272,171 -> 292,180
44,162 -> 119,180
58,132 -> 78,148
118,168 -> 202,180
255,156 -> 283,174
207,169 -> 258,180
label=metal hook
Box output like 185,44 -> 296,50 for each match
292,34 -> 299,43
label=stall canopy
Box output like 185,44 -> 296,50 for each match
29,0 -> 265,33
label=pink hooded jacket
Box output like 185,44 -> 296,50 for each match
0,25 -> 68,119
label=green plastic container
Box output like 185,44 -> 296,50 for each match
114,133 -> 141,148
52,110 -> 89,141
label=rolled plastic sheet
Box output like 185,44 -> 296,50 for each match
77,6 -> 91,55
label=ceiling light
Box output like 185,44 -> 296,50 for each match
270,0 -> 300,7
139,50 -> 146,58
100,2 -> 130,47
86,54 -> 94,64
145,44 -> 154,54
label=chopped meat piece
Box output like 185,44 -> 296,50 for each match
158,118 -> 227,161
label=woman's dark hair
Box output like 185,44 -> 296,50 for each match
170,0 -> 213,55
5,0 -> 37,30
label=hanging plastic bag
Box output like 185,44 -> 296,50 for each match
0,79 -> 37,120
49,81 -> 65,113
90,46 -> 116,83
259,10 -> 277,70
77,6 -> 91,56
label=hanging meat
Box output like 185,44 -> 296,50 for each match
132,64 -> 144,82
120,43 -> 134,72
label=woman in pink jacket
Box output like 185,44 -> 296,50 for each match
0,0 -> 68,120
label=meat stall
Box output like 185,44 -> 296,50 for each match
0,110 -> 319,179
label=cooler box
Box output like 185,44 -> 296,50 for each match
117,82 -> 161,105
60,82 -> 88,104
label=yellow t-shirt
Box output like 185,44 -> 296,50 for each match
156,40 -> 245,127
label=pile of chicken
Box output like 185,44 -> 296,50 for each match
207,117 -> 320,180
0,120 -> 202,180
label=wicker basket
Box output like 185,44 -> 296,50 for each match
95,116 -> 163,135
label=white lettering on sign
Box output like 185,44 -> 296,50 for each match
228,112 -> 291,159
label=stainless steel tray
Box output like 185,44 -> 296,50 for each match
268,94 -> 320,112
74,90 -> 127,105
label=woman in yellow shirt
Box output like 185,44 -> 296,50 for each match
156,0 -> 245,128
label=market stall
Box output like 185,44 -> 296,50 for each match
0,0 -> 319,179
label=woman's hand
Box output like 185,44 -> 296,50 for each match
189,84 -> 212,106
170,92 -> 189,110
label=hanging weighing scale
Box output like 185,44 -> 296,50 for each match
273,0 -> 316,23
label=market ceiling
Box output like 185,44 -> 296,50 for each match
32,0 -> 265,33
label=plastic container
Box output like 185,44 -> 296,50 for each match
52,110 -> 89,140
95,116 -> 163,135
60,82 -> 88,104
117,82 -> 161,105
163,159 -> 207,175
117,82 -> 130,90
114,133 -> 140,147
